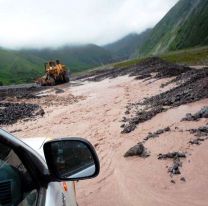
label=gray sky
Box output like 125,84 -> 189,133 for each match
0,0 -> 179,49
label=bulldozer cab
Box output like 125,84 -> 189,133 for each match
45,61 -> 57,71
36,60 -> 70,86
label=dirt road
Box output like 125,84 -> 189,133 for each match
2,70 -> 208,206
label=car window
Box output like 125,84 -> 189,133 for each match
0,142 -> 38,206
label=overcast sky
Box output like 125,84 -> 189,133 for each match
0,0 -> 179,49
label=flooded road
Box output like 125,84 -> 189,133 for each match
2,75 -> 208,206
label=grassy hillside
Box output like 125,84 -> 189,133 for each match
138,0 -> 208,56
161,46 -> 208,65
0,44 -> 112,85
0,48 -> 44,85
21,44 -> 112,73
169,0 -> 208,50
113,46 -> 208,69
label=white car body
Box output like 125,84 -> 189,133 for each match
21,137 -> 77,206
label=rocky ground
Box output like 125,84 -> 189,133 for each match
1,57 -> 208,206
0,84 -> 84,126
74,57 -> 191,82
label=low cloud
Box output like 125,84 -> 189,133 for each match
0,0 -> 179,49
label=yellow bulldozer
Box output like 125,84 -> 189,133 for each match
36,60 -> 70,86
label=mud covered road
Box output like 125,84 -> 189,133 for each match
1,58 -> 208,206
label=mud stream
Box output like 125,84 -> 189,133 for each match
1,59 -> 208,206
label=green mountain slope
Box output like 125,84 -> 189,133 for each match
20,44 -> 112,72
138,0 -> 208,56
0,44 -> 112,85
104,29 -> 152,60
0,48 -> 45,85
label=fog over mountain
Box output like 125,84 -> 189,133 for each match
0,0 -> 178,49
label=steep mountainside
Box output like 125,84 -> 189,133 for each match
138,0 -> 208,56
104,29 -> 152,60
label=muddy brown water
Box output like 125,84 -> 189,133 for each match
1,74 -> 208,206
1,59 -> 208,206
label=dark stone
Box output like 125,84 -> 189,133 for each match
122,123 -> 136,134
124,143 -> 150,158
55,88 -> 65,94
170,180 -> 176,184
125,110 -> 130,115
35,108 -> 45,116
180,177 -> 186,182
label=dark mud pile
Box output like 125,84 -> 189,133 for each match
0,84 -> 83,125
182,107 -> 208,121
158,152 -> 186,160
188,126 -> 208,145
161,67 -> 208,88
121,66 -> 208,133
158,152 -> 186,176
143,127 -> 171,141
189,126 -> 208,138
74,57 -> 191,82
121,106 -> 166,133
0,84 -> 46,125
122,60 -> 208,181
0,84 -> 46,101
0,102 -> 44,125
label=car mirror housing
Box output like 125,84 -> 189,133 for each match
43,138 -> 100,181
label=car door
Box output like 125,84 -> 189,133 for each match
0,129 -> 100,206
0,133 -> 78,206
0,141 -> 39,206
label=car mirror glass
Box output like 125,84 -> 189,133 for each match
44,138 -> 99,180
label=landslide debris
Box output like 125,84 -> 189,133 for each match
121,66 -> 208,133
158,152 -> 186,175
158,152 -> 186,160
0,102 -> 44,125
74,57 -> 191,82
0,84 -> 84,125
189,138 -> 206,145
182,107 -> 208,121
0,84 -> 45,101
168,158 -> 183,175
143,127 -> 171,141
161,67 -> 208,88
189,126 -> 208,137
122,106 -> 166,134
188,126 -> 208,145
124,143 -> 150,158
